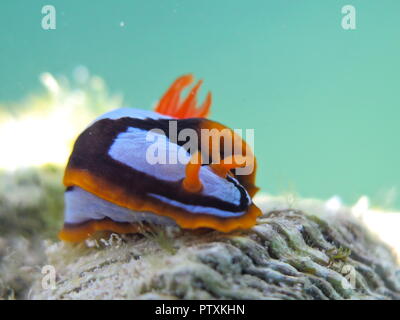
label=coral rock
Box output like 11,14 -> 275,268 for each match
30,200 -> 400,300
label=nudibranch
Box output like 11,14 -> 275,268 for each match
59,74 -> 261,242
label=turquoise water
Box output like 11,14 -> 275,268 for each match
1,0 -> 400,208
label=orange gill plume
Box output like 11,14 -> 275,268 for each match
155,74 -> 212,119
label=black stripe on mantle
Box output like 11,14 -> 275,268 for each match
66,117 -> 250,214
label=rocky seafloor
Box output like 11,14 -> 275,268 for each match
32,201 -> 400,300
1,168 -> 399,300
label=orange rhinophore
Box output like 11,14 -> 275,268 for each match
182,151 -> 203,193
210,155 -> 252,178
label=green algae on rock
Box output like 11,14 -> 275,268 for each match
30,202 -> 400,300
0,166 -> 64,240
0,166 -> 65,299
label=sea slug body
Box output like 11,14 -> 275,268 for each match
59,75 -> 261,242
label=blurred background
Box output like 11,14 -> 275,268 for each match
1,0 -> 399,209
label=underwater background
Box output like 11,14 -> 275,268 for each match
1,0 -> 400,209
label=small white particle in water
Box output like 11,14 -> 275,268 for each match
120,21 -> 125,27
